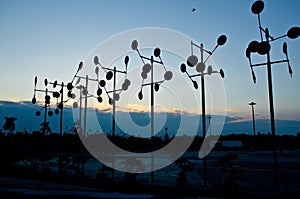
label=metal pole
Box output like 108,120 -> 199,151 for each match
207,116 -> 211,136
200,44 -> 207,186
79,87 -> 82,135
84,75 -> 88,137
249,102 -> 257,150
265,28 -> 279,191
252,104 -> 256,136
112,67 -> 116,137
112,67 -> 116,180
44,89 -> 48,137
58,83 -> 64,174
42,88 -> 48,170
150,56 -> 155,182
59,83 -> 64,136
249,102 -> 256,136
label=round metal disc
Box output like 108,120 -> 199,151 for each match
196,62 -> 206,73
251,0 -> 264,15
187,55 -> 198,67
131,40 -> 138,50
164,71 -> 173,81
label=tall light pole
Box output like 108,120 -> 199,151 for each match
249,101 -> 256,137
180,35 -> 227,186
246,0 -> 299,190
207,115 -> 212,136
131,40 -> 173,182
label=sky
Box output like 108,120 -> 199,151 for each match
0,0 -> 300,127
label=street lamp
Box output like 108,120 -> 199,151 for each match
249,102 -> 256,137
131,40 -> 173,182
180,35 -> 227,186
207,115 -> 212,137
246,0 -> 299,190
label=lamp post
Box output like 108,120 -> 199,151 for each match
131,40 -> 173,182
180,35 -> 227,186
207,115 -> 212,136
246,0 -> 299,190
249,102 -> 256,137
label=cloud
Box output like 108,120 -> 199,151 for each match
1,100 -> 299,135
225,108 -> 242,113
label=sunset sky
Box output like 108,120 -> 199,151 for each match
0,0 -> 300,124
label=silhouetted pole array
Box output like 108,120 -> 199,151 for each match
93,55 -> 131,180
48,80 -> 69,136
67,62 -> 101,137
49,80 -> 70,174
180,35 -> 227,186
32,77 -> 62,169
246,0 -> 299,190
131,40 -> 173,182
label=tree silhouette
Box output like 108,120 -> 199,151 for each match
2,116 -> 17,134
40,121 -> 51,135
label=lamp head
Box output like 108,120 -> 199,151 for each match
249,101 -> 256,106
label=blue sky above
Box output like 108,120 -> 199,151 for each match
0,0 -> 300,124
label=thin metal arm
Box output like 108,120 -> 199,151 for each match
251,59 -> 288,67
140,55 -> 163,65
75,75 -> 99,82
142,80 -> 164,87
189,71 -> 219,78
191,42 -> 212,54
104,67 -> 126,74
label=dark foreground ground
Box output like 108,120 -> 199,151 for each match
1,150 -> 300,199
